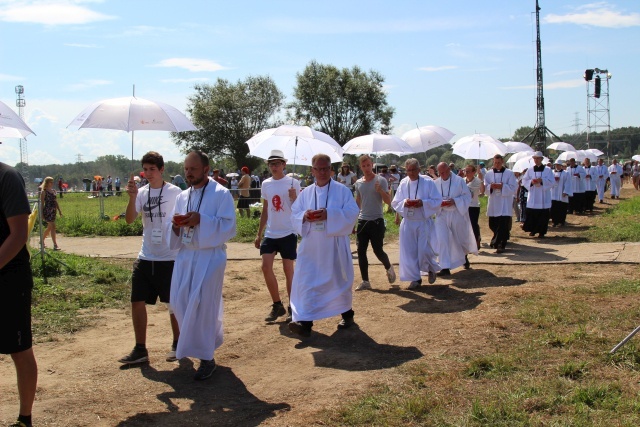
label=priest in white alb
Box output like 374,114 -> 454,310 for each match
288,154 -> 360,338
484,154 -> 518,253
608,158 -> 623,199
391,158 -> 442,289
550,159 -> 573,227
433,162 -> 477,276
169,151 -> 236,381
522,152 -> 555,238
594,158 -> 609,203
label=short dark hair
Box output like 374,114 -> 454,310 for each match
188,150 -> 210,167
141,151 -> 164,169
312,153 -> 331,166
493,154 -> 504,160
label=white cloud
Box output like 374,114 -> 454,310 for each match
544,4 -> 640,28
153,58 -> 228,72
161,78 -> 211,84
0,73 -> 25,82
0,1 -> 116,25
419,66 -> 458,72
65,79 -> 112,91
500,79 -> 584,90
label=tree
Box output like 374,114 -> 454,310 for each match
172,76 -> 285,170
512,126 -> 534,142
288,61 -> 394,146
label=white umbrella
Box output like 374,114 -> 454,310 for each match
506,150 -> 535,164
556,151 -> 579,162
632,155 -> 640,162
246,125 -> 343,166
343,134 -> 415,156
225,172 -> 239,178
286,172 -> 303,178
0,101 -> 36,137
577,150 -> 598,162
0,125 -> 31,139
586,148 -> 604,156
68,94 -> 197,169
512,155 -> 550,173
504,141 -> 533,153
452,134 -> 507,160
401,125 -> 455,152
547,142 -> 576,152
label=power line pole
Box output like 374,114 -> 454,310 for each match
573,112 -> 582,135
76,153 -> 84,163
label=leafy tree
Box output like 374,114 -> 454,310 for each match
172,76 -> 285,171
512,126 -> 534,142
288,60 -> 394,145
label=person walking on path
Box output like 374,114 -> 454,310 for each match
522,152 -> 555,238
288,154 -> 359,338
336,162 -> 357,193
40,176 -> 63,251
391,158 -> 442,289
118,151 -> 183,366
237,166 -> 252,218
169,151 -> 236,380
1,162 -> 38,427
550,159 -> 573,227
583,158 -> 598,212
594,158 -> 609,203
465,164 -> 484,249
567,157 -> 586,214
484,154 -> 517,253
254,150 -> 300,323
353,155 -> 396,291
609,159 -> 623,199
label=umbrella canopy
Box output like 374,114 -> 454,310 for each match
586,148 -> 604,156
577,150 -> 598,162
225,172 -> 239,178
0,101 -> 36,137
632,155 -> 640,162
343,134 -> 415,156
557,151 -> 580,162
512,155 -> 550,173
246,125 -> 343,166
506,150 -> 535,164
504,141 -> 533,153
452,134 -> 507,160
400,125 -> 455,152
0,125 -> 32,139
547,142 -> 576,152
286,172 -> 303,178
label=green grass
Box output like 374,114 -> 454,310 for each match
585,196 -> 640,242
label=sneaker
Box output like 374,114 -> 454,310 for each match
289,321 -> 312,337
437,269 -> 451,277
285,306 -> 292,323
194,359 -> 217,381
386,266 -> 396,284
355,280 -> 372,291
337,317 -> 354,329
264,302 -> 286,322
428,270 -> 436,284
166,345 -> 177,362
118,346 -> 149,364
408,280 -> 422,289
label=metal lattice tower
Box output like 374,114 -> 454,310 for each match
584,68 -> 611,154
15,85 -> 29,185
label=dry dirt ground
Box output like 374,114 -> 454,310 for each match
1,187 -> 638,426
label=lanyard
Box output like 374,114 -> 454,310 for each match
314,179 -> 331,210
440,177 -> 452,198
147,182 -> 165,223
410,178 -> 419,199
187,180 -> 209,213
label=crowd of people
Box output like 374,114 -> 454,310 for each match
2,147 -> 634,427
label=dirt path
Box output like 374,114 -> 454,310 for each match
2,187 -> 638,426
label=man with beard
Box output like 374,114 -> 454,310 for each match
484,154 -> 517,253
169,151 -> 236,381
550,159 -> 573,227
433,162 -> 477,275
522,152 -> 555,238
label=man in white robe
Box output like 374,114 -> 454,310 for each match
567,158 -> 586,214
608,159 -> 623,199
595,158 -> 609,203
522,152 -> 555,238
288,154 -> 359,338
433,162 -> 477,275
169,151 -> 236,381
391,158 -> 442,289
550,159 -> 573,227
484,154 -> 517,253
583,158 -> 598,212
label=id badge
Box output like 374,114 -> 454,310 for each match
407,207 -> 415,217
151,228 -> 163,245
313,221 -> 326,231
182,226 -> 195,244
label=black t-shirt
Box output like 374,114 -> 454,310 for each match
0,162 -> 31,269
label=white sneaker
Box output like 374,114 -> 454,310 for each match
356,280 -> 372,291
428,270 -> 436,284
166,348 -> 177,362
386,266 -> 396,284
408,280 -> 422,290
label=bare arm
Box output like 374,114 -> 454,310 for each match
254,199 -> 269,249
125,174 -> 139,224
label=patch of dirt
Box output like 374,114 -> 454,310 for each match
1,187 -> 637,426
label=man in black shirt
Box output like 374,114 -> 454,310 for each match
0,162 -> 38,427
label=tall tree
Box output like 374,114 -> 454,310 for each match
288,61 -> 394,146
172,76 -> 285,170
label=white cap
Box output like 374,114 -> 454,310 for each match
554,158 -> 563,165
532,151 -> 544,158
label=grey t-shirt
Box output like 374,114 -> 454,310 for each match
355,176 -> 389,220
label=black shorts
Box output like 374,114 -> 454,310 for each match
259,233 -> 297,260
0,264 -> 34,354
237,196 -> 251,209
131,259 -> 174,304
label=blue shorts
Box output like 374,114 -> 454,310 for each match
259,233 -> 297,260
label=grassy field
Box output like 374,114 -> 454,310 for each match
585,196 -> 640,242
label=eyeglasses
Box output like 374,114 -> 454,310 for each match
268,161 -> 283,167
313,167 -> 331,172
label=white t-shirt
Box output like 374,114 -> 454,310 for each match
261,176 -> 302,239
337,172 -> 356,189
466,176 -> 482,208
389,173 -> 401,190
135,182 -> 182,261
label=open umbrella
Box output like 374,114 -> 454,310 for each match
632,155 -> 640,162
0,101 -> 36,137
504,141 -> 533,153
343,134 -> 415,156
577,150 -> 598,162
400,125 -> 455,152
225,172 -> 239,178
452,134 -> 507,160
512,155 -> 550,173
68,91 -> 197,170
246,125 -> 343,166
547,142 -> 576,152
556,151 -> 580,162
586,148 -> 604,157
506,150 -> 535,164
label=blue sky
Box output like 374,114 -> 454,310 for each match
1,0 -> 639,166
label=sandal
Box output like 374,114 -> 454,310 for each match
53,246 -> 61,251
